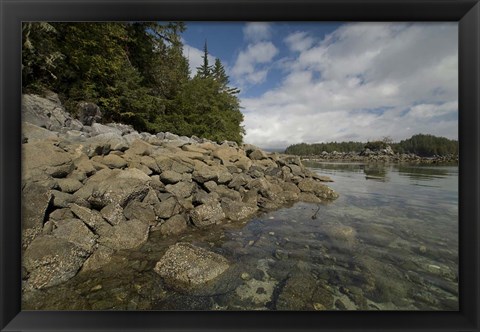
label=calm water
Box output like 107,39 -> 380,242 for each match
24,162 -> 459,311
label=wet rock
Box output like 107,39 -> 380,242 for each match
153,214 -> 188,236
80,245 -> 114,273
154,242 -> 229,289
190,202 -> 225,227
323,224 -> 357,250
297,178 -> 339,199
23,235 -> 89,289
276,273 -> 334,310
221,198 -> 258,222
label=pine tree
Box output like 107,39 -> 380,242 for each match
196,40 -> 212,78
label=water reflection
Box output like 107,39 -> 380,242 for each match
22,162 -> 458,311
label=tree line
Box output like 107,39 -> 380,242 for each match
285,134 -> 458,157
22,22 -> 245,143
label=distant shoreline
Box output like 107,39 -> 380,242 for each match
297,152 -> 459,165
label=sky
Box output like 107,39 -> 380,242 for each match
181,22 -> 458,150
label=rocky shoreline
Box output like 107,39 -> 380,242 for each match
21,93 -> 338,293
297,149 -> 458,164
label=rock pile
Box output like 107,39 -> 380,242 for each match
21,93 -> 338,290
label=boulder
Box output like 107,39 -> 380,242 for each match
80,245 -> 114,273
84,133 -> 128,157
153,197 -> 182,219
221,198 -> 258,222
297,178 -> 339,200
123,200 -> 156,225
154,214 -> 188,236
98,219 -> 150,250
22,182 -> 53,247
22,141 -> 73,181
56,178 -> 83,193
76,101 -> 102,126
52,218 -> 97,252
160,170 -> 183,184
23,235 -> 89,289
22,94 -> 83,132
90,123 -> 122,136
100,203 -> 126,225
22,122 -> 59,142
101,154 -> 127,169
189,201 -> 225,227
154,242 -> 229,289
165,181 -> 196,199
70,203 -> 111,235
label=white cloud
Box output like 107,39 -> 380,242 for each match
182,42 -> 216,78
231,41 -> 279,85
240,23 -> 458,149
243,22 -> 272,42
285,31 -> 314,52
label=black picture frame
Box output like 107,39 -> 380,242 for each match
1,0 -> 479,331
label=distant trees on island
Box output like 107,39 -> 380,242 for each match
22,22 -> 244,143
285,134 -> 459,157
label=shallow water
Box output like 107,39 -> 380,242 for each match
23,162 -> 458,311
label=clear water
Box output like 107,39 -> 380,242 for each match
23,162 -> 459,311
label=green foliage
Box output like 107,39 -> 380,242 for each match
285,134 -> 458,157
285,141 -> 365,155
22,22 -> 244,143
392,134 -> 458,156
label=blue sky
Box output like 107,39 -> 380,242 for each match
180,22 -> 458,149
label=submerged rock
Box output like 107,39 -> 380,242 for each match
154,242 -> 230,289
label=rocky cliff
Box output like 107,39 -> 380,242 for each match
21,93 -> 338,291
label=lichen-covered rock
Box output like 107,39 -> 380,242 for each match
189,202 -> 225,227
160,170 -> 183,184
100,203 -> 126,225
52,218 -> 97,252
80,245 -> 114,273
56,178 -> 83,193
154,242 -> 229,289
221,198 -> 258,222
22,182 -> 53,248
123,200 -> 156,225
153,197 -> 182,219
101,154 -> 127,169
23,235 -> 89,289
165,181 -> 196,199
23,141 -> 73,181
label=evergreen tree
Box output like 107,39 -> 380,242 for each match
196,40 -> 212,78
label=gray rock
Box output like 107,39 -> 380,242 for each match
153,197 -> 182,219
248,149 -> 268,160
90,123 -> 122,136
123,132 -> 143,145
56,178 -> 83,193
52,218 -> 97,252
189,202 -> 225,227
23,235 -> 89,289
123,200 -> 156,225
221,198 -> 258,222
100,203 -> 126,225
165,181 -> 195,199
22,94 -> 81,132
70,203 -> 112,236
80,245 -> 114,273
154,214 -> 188,236
22,122 -> 59,142
98,219 -> 149,250
76,101 -> 102,126
142,189 -> 161,206
48,208 -> 74,221
84,133 -> 128,157
192,161 -> 232,184
297,178 -> 339,200
154,155 -> 194,174
88,169 -> 150,208
154,242 -> 229,289
213,185 -> 242,201
160,170 -> 183,184
276,273 -> 334,310
22,141 -> 73,181
101,154 -> 127,169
